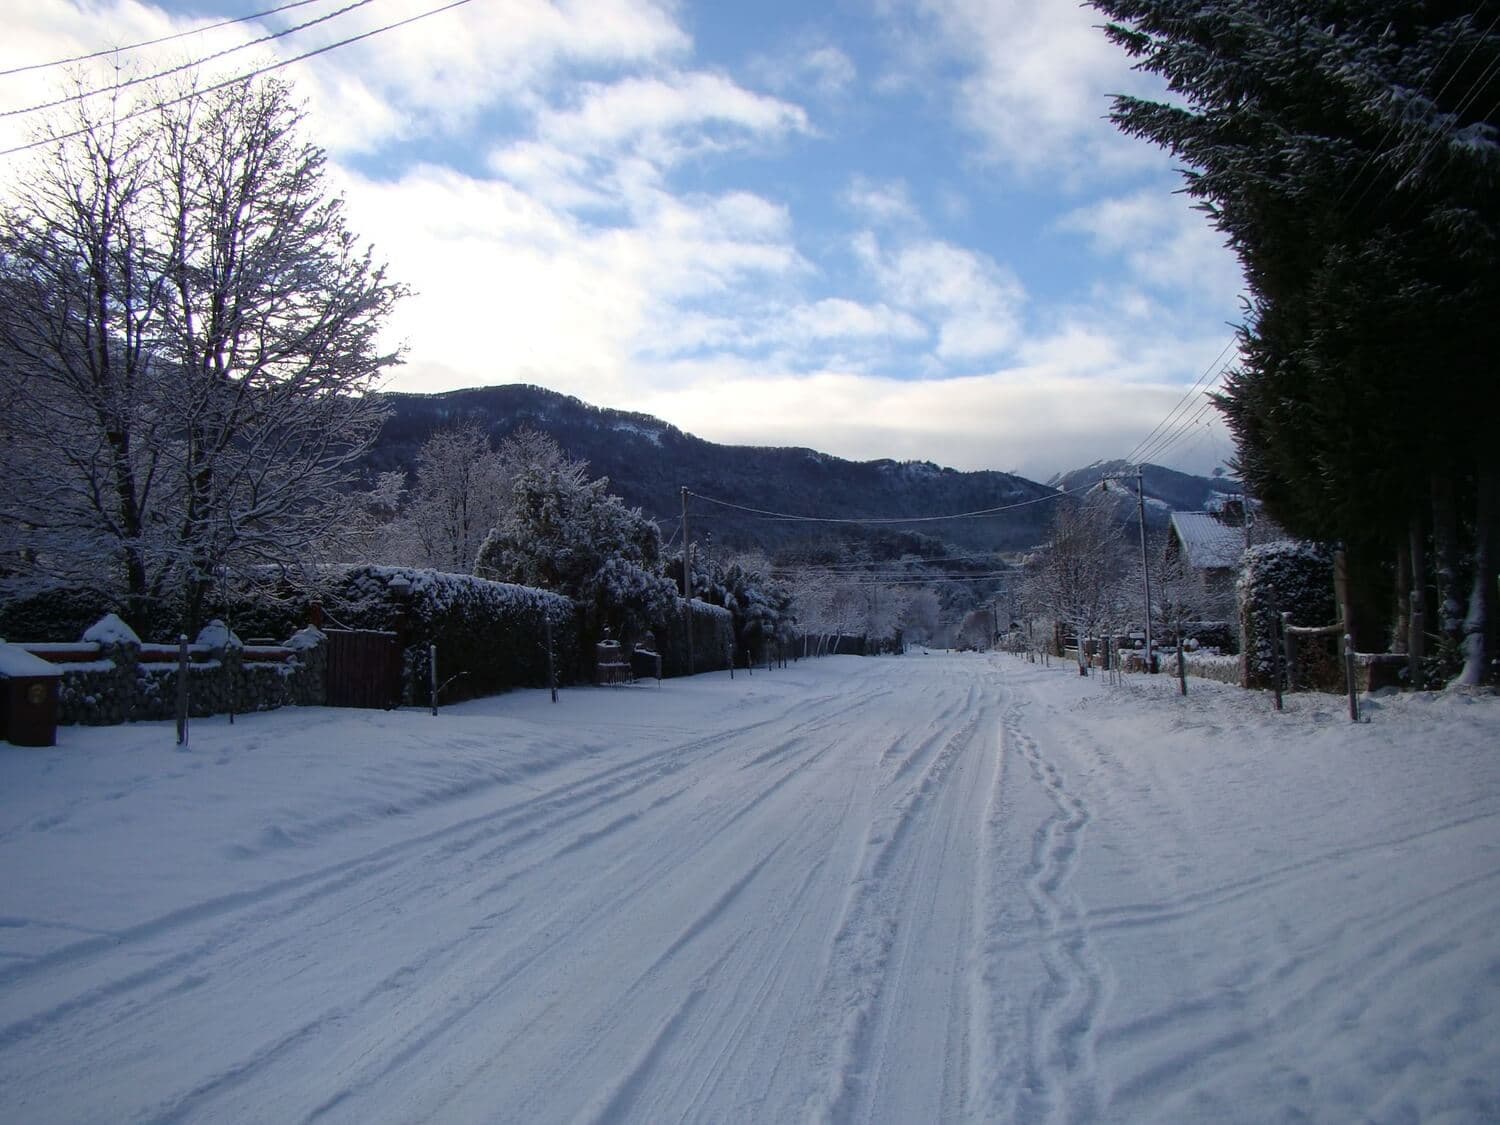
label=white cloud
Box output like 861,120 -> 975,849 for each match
339,160 -> 805,404
0,0 -> 693,157
854,232 -> 1026,361
750,42 -> 857,101
783,299 -> 928,342
630,362 -> 1234,479
299,0 -> 692,152
843,177 -> 921,226
531,71 -> 809,163
891,0 -> 1167,182
1057,188 -> 1244,307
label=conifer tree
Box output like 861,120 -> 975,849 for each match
1091,0 -> 1499,680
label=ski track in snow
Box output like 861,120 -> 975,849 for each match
0,654 -> 1497,1123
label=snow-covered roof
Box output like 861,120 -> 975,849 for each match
0,643 -> 63,678
1170,511 -> 1245,570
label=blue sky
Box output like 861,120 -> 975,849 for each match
0,0 -> 1246,481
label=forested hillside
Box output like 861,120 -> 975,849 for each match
368,385 -> 1067,554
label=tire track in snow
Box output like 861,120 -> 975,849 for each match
296,682 -> 894,1123
994,690 -> 1107,1125
803,679 -> 995,1124
2,657 -> 1010,1123
0,699 -> 860,1094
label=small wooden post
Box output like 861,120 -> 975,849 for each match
1408,590 -> 1425,692
1408,517 -> 1426,691
1272,614 -> 1284,712
1344,633 -> 1359,722
175,634 -> 190,747
1333,548 -> 1352,637
1281,611 -> 1297,692
429,643 -> 438,716
1176,631 -> 1187,696
544,614 -> 558,703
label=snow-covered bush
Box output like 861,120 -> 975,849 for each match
474,430 -> 675,645
0,582 -> 117,643
654,598 -> 733,677
1238,541 -> 1335,689
325,566 -> 578,705
687,556 -> 796,662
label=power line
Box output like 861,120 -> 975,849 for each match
683,484 -> 1081,526
0,0 -> 330,78
1335,9 -> 1497,214
774,573 -> 1010,585
1371,12 -> 1500,214
1136,394 -> 1221,466
1122,336 -> 1236,467
0,0 -> 480,159
1,0 -> 380,121
772,553 -> 1007,570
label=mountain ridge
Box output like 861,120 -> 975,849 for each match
368,384 -> 1225,554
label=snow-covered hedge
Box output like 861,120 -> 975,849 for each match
1168,651 -> 1242,685
0,582 -> 117,644
316,566 -> 578,705
1238,541 -> 1335,689
657,598 -> 734,677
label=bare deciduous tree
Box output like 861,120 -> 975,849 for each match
1024,495 -> 1129,674
0,75 -> 406,631
376,422 -> 507,572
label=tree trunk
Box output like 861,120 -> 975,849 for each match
1458,464 -> 1496,685
1392,538 -> 1410,655
1408,513 -> 1427,690
1431,472 -> 1463,672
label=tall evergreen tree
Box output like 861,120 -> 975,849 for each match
1091,0 -> 1499,681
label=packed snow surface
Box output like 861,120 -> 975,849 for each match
1,654 -> 1496,1123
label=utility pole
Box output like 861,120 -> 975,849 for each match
1100,468 -> 1154,672
680,487 -> 692,599
681,486 -> 693,676
1137,466 -> 1154,671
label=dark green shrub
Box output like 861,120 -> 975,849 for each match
1239,542 -> 1335,689
656,598 -> 734,677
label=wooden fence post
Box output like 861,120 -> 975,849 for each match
1272,613 -> 1284,712
1177,632 -> 1187,696
175,634 -> 190,747
545,615 -> 558,703
1344,633 -> 1359,722
429,644 -> 438,717
1281,611 -> 1297,692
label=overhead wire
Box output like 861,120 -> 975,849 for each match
0,0 -> 380,121
1121,337 -> 1236,467
1336,8 -> 1497,213
1136,394 -> 1221,466
0,0 -> 480,159
682,484 -> 1081,526
0,0 -> 331,77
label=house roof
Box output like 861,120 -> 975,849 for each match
1170,511 -> 1245,570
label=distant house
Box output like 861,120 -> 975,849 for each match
1168,511 -> 1248,599
1167,504 -> 1289,599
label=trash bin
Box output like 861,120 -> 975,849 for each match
0,643 -> 62,747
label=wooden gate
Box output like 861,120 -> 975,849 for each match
324,629 -> 403,709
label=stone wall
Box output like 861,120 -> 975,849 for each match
22,618 -> 325,725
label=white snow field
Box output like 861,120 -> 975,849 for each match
1,653 -> 1497,1123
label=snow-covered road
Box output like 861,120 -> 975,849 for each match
1,654 -> 1496,1122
